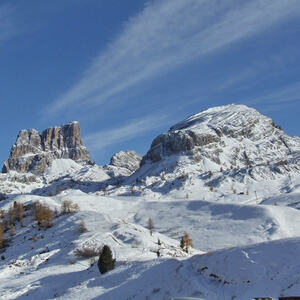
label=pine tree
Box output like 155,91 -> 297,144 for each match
98,245 -> 115,274
78,220 -> 87,233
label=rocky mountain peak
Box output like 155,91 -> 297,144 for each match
141,104 -> 300,177
3,121 -> 92,175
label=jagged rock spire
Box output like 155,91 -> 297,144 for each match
3,121 -> 92,175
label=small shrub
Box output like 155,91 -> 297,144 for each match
61,200 -> 79,214
78,220 -> 87,233
98,245 -> 115,274
14,202 -> 25,224
74,245 -> 102,258
180,232 -> 193,253
34,202 -> 54,228
8,202 -> 25,226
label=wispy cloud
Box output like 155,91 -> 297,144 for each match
48,0 -> 300,115
84,113 -> 169,151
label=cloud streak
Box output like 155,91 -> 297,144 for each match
84,113 -> 169,151
49,0 -> 300,115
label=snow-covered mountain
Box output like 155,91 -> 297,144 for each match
143,104 -> 298,168
109,104 -> 300,199
0,121 -> 142,196
0,104 -> 300,300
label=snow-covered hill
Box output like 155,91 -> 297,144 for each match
1,189 -> 300,299
0,104 -> 300,299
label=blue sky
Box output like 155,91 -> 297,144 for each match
1,0 -> 300,165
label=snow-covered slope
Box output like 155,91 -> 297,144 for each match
1,189 -> 300,299
5,237 -> 300,300
0,191 -> 200,300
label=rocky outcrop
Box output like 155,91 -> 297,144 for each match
105,150 -> 142,178
3,122 -> 92,175
110,151 -> 142,172
142,131 -> 219,163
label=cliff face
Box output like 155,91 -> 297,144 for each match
3,122 -> 92,175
